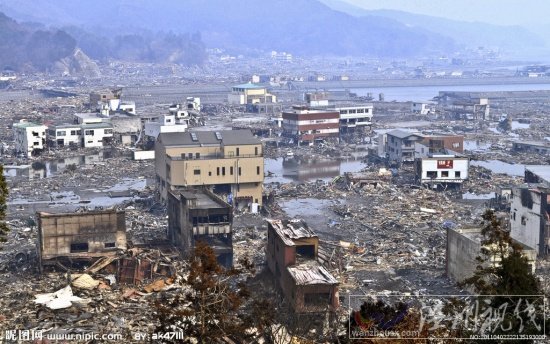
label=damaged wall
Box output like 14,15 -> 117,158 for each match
38,210 -> 127,263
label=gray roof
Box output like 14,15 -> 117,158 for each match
158,130 -> 260,147
268,219 -> 317,246
386,129 -> 423,139
287,261 -> 338,285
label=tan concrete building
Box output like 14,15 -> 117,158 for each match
155,130 -> 264,209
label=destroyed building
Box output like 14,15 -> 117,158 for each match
385,130 -> 464,165
167,188 -> 233,267
446,227 -> 536,283
37,210 -> 127,272
282,105 -> 339,145
509,185 -> 550,256
525,165 -> 550,186
437,91 -> 490,120
267,219 -> 339,313
155,130 -> 264,209
513,141 -> 550,156
13,119 -> 48,157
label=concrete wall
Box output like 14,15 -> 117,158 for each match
446,228 -> 482,283
510,188 -> 545,255
38,210 -> 126,261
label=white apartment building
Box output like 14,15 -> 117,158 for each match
47,124 -> 82,147
144,114 -> 188,139
336,104 -> 374,132
81,123 -> 114,148
13,120 -> 48,157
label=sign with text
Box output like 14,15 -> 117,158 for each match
437,159 -> 453,169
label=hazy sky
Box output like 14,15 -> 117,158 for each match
342,0 -> 549,27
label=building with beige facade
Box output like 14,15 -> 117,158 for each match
155,130 -> 264,209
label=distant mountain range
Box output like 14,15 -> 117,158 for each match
0,0 -> 454,58
320,0 -> 546,57
0,0 -> 545,66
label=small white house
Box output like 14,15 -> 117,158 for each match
81,123 -> 114,148
415,154 -> 469,186
13,120 -> 48,157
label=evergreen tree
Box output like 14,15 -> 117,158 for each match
0,164 -> 8,245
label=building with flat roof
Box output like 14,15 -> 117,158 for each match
13,120 -> 48,157
282,106 -> 339,144
47,123 -> 82,148
81,122 -> 114,147
228,83 -> 277,106
267,219 -> 339,313
415,153 -> 469,188
168,188 -> 233,267
155,130 -> 264,210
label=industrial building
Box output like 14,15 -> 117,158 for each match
227,83 -> 277,105
155,130 -> 264,210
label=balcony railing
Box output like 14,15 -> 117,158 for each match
168,153 -> 263,161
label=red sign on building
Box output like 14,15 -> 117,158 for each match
437,160 -> 454,169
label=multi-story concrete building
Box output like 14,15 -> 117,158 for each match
13,120 -> 48,157
167,188 -> 233,267
385,129 -> 424,164
155,130 -> 264,209
267,219 -> 339,313
81,122 -> 114,148
47,124 -> 82,148
510,185 -> 550,256
411,102 -> 431,115
335,104 -> 373,133
144,114 -> 188,139
282,106 -> 339,144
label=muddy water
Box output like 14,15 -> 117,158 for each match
264,156 -> 366,184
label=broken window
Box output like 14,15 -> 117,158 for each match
188,153 -> 193,159
296,245 -> 315,258
441,171 -> 449,177
222,167 -> 226,176
105,242 -> 116,248
70,243 -> 89,253
521,216 -> 527,225
255,147 -> 258,155
236,148 -> 240,156
104,129 -> 113,135
238,167 -> 242,176
57,131 -> 66,136
196,153 -> 200,159
230,166 -> 233,175
194,169 -> 201,175
427,171 -> 437,178
257,166 -> 260,175
304,292 -> 331,306
455,171 -> 461,178
85,130 -> 94,135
